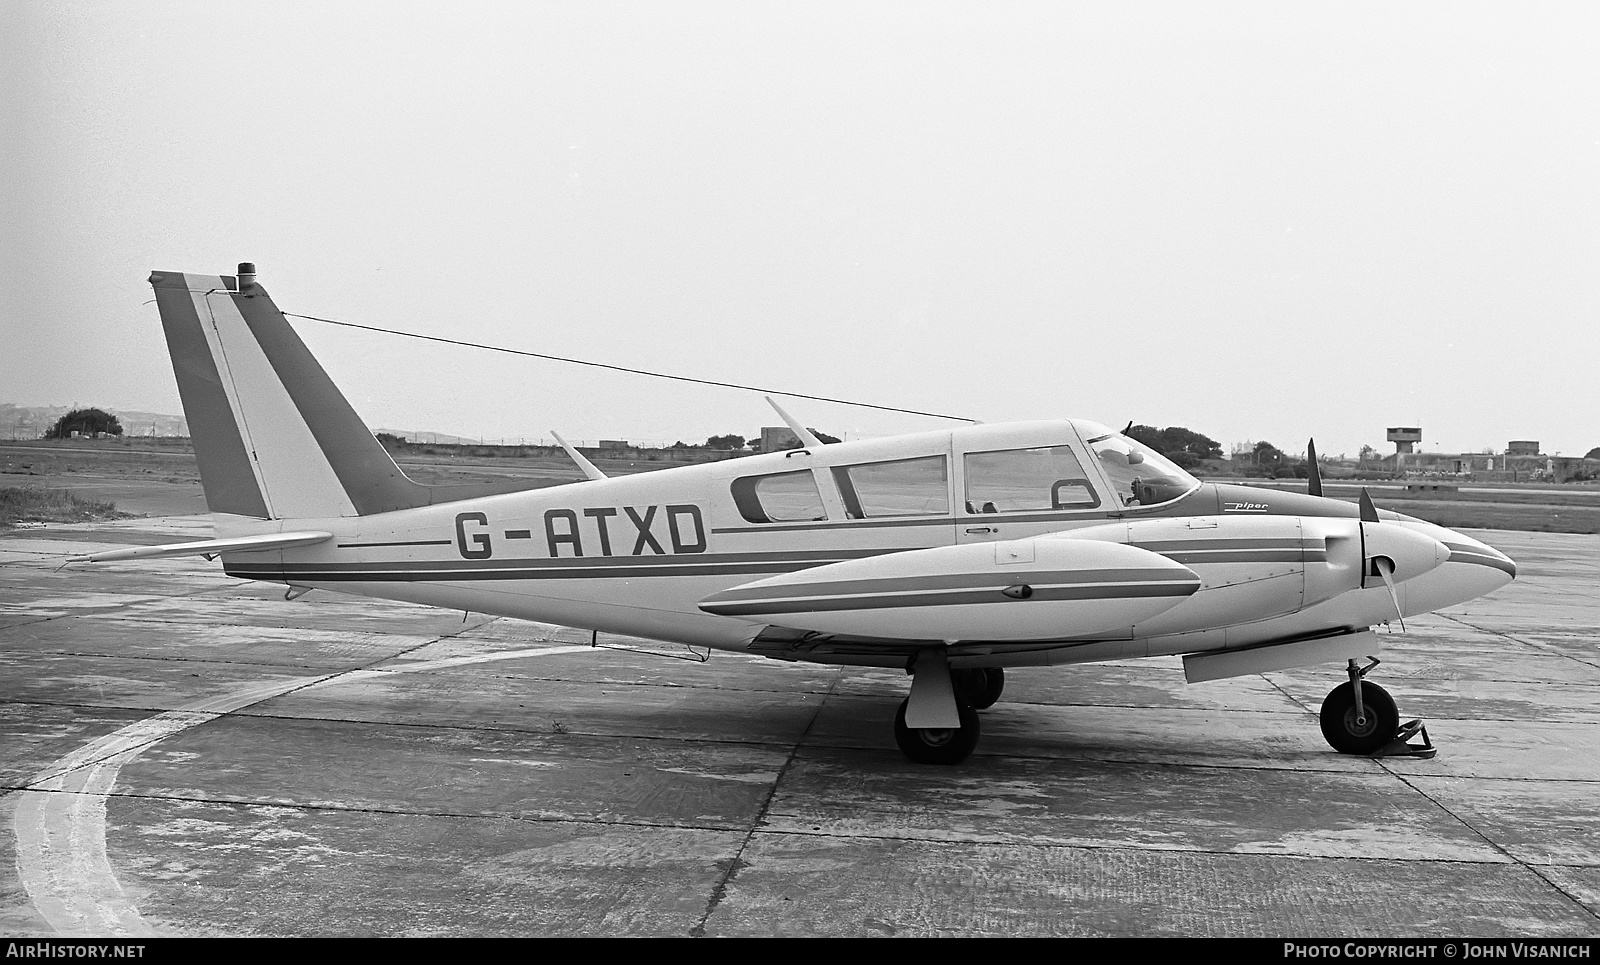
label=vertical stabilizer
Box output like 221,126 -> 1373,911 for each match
150,265 -> 431,519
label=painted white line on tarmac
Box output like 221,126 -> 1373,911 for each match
12,644 -> 599,937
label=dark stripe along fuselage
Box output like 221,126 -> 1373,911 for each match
225,532 -> 1316,614
699,566 -> 1199,616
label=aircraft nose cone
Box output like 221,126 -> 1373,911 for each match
1389,520 -> 1516,613
1487,543 -> 1517,580
1445,529 -> 1518,581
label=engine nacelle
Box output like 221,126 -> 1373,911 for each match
1051,514 -> 1448,637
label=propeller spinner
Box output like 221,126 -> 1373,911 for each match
1355,487 -> 1449,629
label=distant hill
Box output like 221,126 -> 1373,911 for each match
1,403 -> 188,439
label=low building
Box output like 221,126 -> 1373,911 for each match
759,426 -> 802,453
1379,440 -> 1598,482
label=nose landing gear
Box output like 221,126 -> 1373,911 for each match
1319,658 -> 1436,759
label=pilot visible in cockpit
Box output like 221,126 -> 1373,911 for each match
1095,447 -> 1145,506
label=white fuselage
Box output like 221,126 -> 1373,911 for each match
216,420 -> 1516,670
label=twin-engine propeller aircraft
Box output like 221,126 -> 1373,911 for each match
79,264 -> 1517,764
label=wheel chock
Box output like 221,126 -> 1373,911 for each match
1371,718 -> 1436,759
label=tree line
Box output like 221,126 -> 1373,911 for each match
40,407 -> 1600,469
44,408 -> 122,439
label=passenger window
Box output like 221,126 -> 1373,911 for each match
832,456 -> 950,518
964,446 -> 1100,512
730,470 -> 827,523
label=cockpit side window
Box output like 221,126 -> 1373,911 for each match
831,455 -> 950,518
963,446 -> 1100,513
730,470 -> 827,523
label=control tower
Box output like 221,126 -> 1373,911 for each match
1387,427 -> 1422,455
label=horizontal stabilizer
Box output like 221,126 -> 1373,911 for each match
71,531 -> 334,563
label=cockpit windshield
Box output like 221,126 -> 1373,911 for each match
1074,421 -> 1201,509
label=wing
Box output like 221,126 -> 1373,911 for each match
700,537 -> 1200,643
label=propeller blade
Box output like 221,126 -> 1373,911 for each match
1306,438 -> 1323,498
1358,487 -> 1380,591
1374,556 -> 1405,630
1359,488 -> 1380,523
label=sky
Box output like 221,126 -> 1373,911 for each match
3,2 -> 1597,457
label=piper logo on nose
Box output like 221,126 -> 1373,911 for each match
1225,501 -> 1269,512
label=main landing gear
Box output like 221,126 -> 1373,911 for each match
893,654 -> 1004,765
1319,658 -> 1435,759
894,699 -> 980,765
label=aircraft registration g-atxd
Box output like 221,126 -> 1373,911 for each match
77,264 -> 1518,764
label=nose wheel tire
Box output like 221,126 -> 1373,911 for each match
894,698 -> 980,765
1320,680 -> 1399,755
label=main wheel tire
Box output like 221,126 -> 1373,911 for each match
951,669 -> 984,706
975,667 -> 1005,710
952,668 -> 1006,710
1320,680 -> 1399,755
893,698 -> 980,765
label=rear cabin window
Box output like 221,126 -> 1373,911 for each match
963,445 -> 1100,513
730,470 -> 827,523
831,455 -> 950,518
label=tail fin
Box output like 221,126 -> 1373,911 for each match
150,264 -> 508,519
